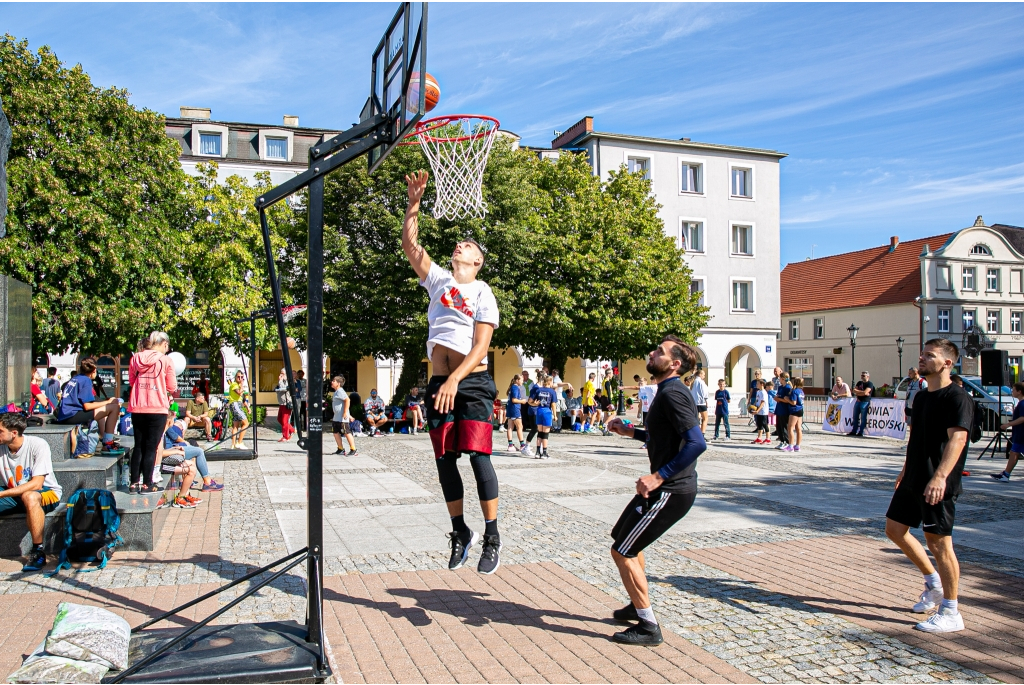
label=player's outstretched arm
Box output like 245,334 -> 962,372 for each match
403,170 -> 432,280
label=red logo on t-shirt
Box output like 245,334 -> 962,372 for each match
440,287 -> 475,318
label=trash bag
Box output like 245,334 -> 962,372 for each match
7,640 -> 108,684
44,603 -> 130,670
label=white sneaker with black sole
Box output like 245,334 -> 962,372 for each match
915,607 -> 964,632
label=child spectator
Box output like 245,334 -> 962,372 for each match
29,371 -> 50,414
785,378 -> 805,452
42,367 -> 62,413
713,379 -> 731,440
505,375 -> 527,452
55,359 -> 121,455
330,376 -> 358,456
162,412 -> 222,492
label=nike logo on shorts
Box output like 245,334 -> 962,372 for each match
922,523 -> 937,528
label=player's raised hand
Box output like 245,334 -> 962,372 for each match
405,170 -> 429,205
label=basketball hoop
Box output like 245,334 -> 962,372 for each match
281,304 -> 307,323
403,114 -> 500,220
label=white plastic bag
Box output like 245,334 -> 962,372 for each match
7,640 -> 108,684
45,603 -> 130,670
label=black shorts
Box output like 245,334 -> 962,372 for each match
754,414 -> 768,431
886,486 -> 957,536
789,409 -> 804,418
56,409 -> 94,426
426,371 -> 497,458
610,489 -> 696,558
697,404 -> 708,413
331,420 -> 350,435
583,405 -> 594,415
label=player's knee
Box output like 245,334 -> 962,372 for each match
884,518 -> 907,540
20,491 -> 41,508
435,452 -> 464,502
469,452 -> 498,501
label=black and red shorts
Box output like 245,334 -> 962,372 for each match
426,371 -> 497,458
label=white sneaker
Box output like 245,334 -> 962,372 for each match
915,607 -> 964,632
506,444 -> 518,453
237,442 -> 248,450
912,585 -> 944,613
520,444 -> 534,457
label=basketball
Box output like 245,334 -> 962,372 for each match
408,73 -> 440,112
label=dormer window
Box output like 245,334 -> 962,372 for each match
199,133 -> 221,156
191,123 -> 229,158
258,128 -> 294,162
970,244 -> 992,256
266,137 -> 288,160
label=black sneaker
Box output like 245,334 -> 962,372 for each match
612,619 -> 663,646
334,448 -> 345,455
447,529 -> 478,570
477,534 -> 502,575
347,450 -> 360,457
613,603 -> 639,623
22,550 -> 46,573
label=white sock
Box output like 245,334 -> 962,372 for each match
635,606 -> 657,624
924,572 -> 941,589
940,598 -> 958,613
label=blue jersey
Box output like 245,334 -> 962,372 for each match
164,425 -> 184,449
527,383 -> 540,415
55,374 -> 96,421
775,384 -> 791,415
1012,401 -> 1024,444
790,388 -> 804,410
767,389 -> 778,413
714,389 -> 731,415
534,387 -> 558,410
506,384 -> 523,419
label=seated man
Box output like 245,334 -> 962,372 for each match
54,359 -> 121,454
405,386 -> 425,435
185,392 -> 215,441
0,413 -> 63,572
162,412 -> 223,492
594,389 -> 614,428
565,388 -> 583,431
363,389 -> 389,436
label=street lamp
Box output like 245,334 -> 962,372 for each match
847,324 -> 859,381
896,336 -> 905,383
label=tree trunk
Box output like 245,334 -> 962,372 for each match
393,344 -> 424,406
546,350 -> 569,379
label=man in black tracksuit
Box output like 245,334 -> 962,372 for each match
606,335 -> 706,645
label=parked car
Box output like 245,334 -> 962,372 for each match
894,375 -> 1016,426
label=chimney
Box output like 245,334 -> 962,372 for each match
552,116 -> 593,149
889,236 -> 899,252
283,115 -> 299,127
973,215 -> 985,227
180,106 -> 211,120
680,137 -> 691,142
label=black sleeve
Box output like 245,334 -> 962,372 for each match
947,388 -> 974,433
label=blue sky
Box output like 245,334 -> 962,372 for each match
3,2 -> 1022,265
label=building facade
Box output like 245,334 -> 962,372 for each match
546,117 -> 786,403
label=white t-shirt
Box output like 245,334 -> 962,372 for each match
638,386 -> 658,412
755,389 -> 770,415
692,377 -> 709,406
420,262 -> 499,360
0,436 -> 62,500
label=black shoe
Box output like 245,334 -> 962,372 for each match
613,603 -> 639,623
447,529 -> 478,570
477,534 -> 502,574
22,550 -> 46,573
334,448 -> 345,455
612,619 -> 663,646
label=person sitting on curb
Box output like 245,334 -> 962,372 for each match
0,413 -> 63,573
363,389 -> 389,436
157,416 -> 202,509
162,413 -> 223,492
184,392 -> 215,441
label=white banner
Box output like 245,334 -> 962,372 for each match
822,398 -> 907,440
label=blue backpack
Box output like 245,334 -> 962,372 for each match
49,489 -> 123,575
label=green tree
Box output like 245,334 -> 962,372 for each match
0,35 -> 191,354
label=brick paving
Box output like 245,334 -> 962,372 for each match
0,424 -> 1019,682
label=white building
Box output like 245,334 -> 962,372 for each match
544,117 -> 785,398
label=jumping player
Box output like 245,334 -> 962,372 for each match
885,338 -> 973,633
606,336 -> 706,645
402,170 -> 503,574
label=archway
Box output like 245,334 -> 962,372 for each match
723,345 -> 763,393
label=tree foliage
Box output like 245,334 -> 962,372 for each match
0,35 -> 190,354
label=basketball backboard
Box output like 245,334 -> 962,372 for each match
365,2 -> 428,173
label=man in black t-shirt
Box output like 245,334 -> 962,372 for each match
849,372 -> 875,436
606,336 -> 706,646
885,338 -> 972,634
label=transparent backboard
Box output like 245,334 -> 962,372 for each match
365,2 -> 428,173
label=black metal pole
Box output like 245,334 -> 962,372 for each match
851,341 -> 856,382
251,315 -> 258,457
305,174 -> 325,669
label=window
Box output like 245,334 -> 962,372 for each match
962,267 -> 976,291
1011,269 -> 1023,294
731,166 -> 752,198
627,157 -> 650,180
680,162 -> 702,193
785,357 -> 813,384
732,280 -> 753,312
987,268 -> 1000,292
266,137 -> 288,160
199,132 -> 221,156
963,308 -> 976,331
1011,311 -> 1022,334
690,278 -> 705,306
731,224 -> 754,256
789,320 -> 799,340
680,221 -> 703,252
970,244 -> 992,256
814,318 -> 824,339
987,309 -> 1000,334
938,308 -> 950,333
936,265 -> 951,290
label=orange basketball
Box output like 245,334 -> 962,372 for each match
408,73 -> 440,112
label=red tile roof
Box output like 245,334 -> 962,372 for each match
780,234 -> 953,315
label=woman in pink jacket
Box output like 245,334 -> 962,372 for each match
128,331 -> 177,493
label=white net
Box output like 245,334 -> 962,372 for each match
414,115 -> 499,220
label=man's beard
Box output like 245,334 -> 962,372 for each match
646,357 -> 671,377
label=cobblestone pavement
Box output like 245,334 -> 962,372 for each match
0,421 -> 1020,683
